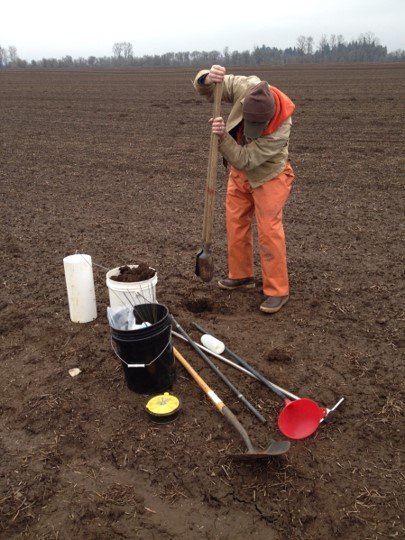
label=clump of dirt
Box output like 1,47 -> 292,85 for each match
266,348 -> 293,363
110,263 -> 155,282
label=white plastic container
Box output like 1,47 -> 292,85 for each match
200,334 -> 225,354
106,265 -> 158,309
63,254 -> 97,323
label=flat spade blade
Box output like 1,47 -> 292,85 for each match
230,440 -> 291,461
195,244 -> 214,282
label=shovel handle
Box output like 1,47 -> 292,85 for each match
173,347 -> 255,452
173,347 -> 224,413
202,81 -> 223,244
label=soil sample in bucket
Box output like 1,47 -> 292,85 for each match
106,264 -> 158,309
110,264 -> 155,282
110,303 -> 176,395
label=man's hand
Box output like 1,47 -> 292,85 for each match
206,65 -> 226,84
210,116 -> 226,141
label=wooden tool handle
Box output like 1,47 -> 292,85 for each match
202,82 -> 223,244
173,347 -> 224,413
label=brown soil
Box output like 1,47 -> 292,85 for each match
111,264 -> 156,282
0,65 -> 404,540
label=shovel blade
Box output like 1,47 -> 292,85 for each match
230,440 -> 290,460
195,247 -> 214,282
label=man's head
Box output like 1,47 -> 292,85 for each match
243,81 -> 275,139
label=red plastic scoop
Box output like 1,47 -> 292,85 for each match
278,398 -> 327,439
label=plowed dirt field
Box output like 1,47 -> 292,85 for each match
0,64 -> 404,539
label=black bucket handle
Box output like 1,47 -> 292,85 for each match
110,336 -> 172,368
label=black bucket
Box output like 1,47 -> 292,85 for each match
110,303 -> 176,394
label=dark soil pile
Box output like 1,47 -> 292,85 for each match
0,65 -> 403,540
111,263 -> 155,282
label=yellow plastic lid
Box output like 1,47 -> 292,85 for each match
146,392 -> 181,417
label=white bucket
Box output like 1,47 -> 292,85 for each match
106,265 -> 158,309
63,254 -> 97,323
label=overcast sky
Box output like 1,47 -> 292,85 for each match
1,0 -> 404,60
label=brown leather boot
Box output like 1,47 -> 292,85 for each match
218,277 -> 255,290
260,295 -> 289,313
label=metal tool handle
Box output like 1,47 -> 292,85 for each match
172,330 -> 256,378
322,397 -> 345,423
171,317 -> 266,424
192,322 -> 289,400
221,405 -> 255,453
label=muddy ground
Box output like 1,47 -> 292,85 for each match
0,64 -> 404,539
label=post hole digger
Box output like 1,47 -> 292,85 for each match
195,81 -> 223,282
192,322 -> 344,440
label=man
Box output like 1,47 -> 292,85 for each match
193,65 -> 295,314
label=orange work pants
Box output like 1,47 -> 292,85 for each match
226,163 -> 295,297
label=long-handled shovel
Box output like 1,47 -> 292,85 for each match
193,322 -> 344,440
195,81 -> 223,282
173,346 -> 290,460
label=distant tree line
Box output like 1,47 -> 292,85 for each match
1,34 -> 404,69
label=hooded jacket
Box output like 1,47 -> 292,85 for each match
194,70 -> 295,188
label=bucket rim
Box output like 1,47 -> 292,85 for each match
106,265 -> 157,290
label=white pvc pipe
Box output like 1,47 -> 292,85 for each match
63,254 -> 97,323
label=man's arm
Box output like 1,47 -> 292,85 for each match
218,120 -> 292,171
